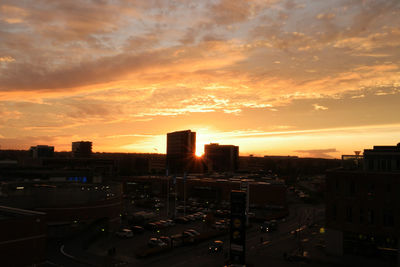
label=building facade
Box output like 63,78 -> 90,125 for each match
326,143 -> 400,264
364,143 -> 400,172
166,130 -> 196,174
204,143 -> 239,173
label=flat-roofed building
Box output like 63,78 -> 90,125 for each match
204,143 -> 239,172
166,130 -> 196,174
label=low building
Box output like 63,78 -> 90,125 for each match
29,145 -> 54,159
0,181 -> 123,235
0,206 -> 46,267
122,175 -> 286,208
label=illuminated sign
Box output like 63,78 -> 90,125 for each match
230,190 -> 246,265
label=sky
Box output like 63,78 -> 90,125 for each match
0,0 -> 399,158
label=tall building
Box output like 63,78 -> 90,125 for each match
72,141 -> 92,158
204,143 -> 239,172
166,130 -> 196,174
325,142 -> 400,263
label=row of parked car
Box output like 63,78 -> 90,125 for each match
116,225 -> 145,238
175,211 -> 206,224
147,229 -> 201,248
144,219 -> 176,231
212,218 -> 230,230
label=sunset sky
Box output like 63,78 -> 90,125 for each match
0,0 -> 399,158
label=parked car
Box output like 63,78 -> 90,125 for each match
213,221 -> 227,230
175,217 -> 189,224
144,222 -> 157,231
116,229 -> 133,238
148,238 -> 167,248
154,221 -> 164,229
159,236 -> 171,246
186,229 -> 200,236
158,220 -> 169,228
209,240 -> 223,253
130,225 -> 144,234
182,231 -> 196,243
185,215 -> 196,221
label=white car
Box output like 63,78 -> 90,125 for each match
116,229 -> 133,238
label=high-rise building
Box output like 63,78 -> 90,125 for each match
325,142 -> 400,262
166,130 -> 196,174
72,141 -> 92,158
204,143 -> 239,172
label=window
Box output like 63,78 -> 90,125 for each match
380,160 -> 385,171
368,159 -> 374,170
346,207 -> 353,223
350,181 -> 355,196
335,180 -> 340,195
367,184 -> 375,198
386,184 -> 391,194
383,210 -> 394,227
359,208 -> 364,224
367,209 -> 374,225
332,205 -> 337,221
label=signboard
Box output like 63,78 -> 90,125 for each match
230,190 -> 246,265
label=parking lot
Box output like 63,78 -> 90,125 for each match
89,195 -> 232,262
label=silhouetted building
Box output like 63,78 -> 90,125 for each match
29,145 -> 54,159
0,206 -> 46,267
0,181 -> 122,235
204,143 -> 239,172
326,142 -> 400,262
166,130 -> 196,174
364,143 -> 400,172
122,175 -> 287,208
72,141 -> 92,158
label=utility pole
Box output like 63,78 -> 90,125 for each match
183,172 -> 187,217
173,175 -> 177,218
166,175 -> 169,217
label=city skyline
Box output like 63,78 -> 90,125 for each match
1,0 -> 400,158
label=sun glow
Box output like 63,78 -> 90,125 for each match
194,128 -> 217,157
